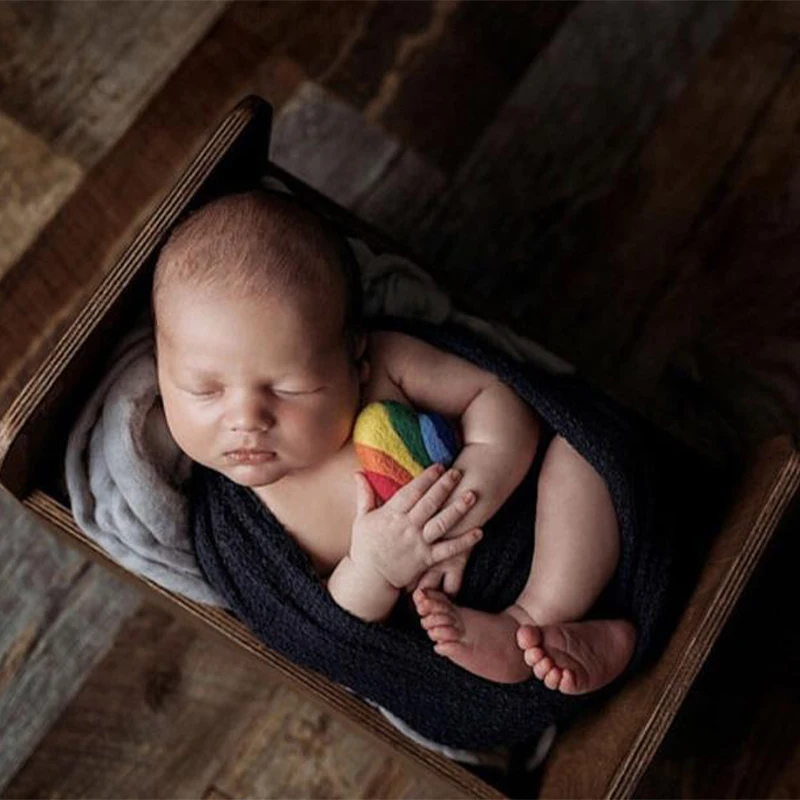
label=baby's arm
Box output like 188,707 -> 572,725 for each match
326,553 -> 400,623
371,331 -> 541,540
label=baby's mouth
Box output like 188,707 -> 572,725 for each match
224,449 -> 277,465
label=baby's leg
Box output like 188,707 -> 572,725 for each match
509,435 -> 635,693
415,434 -> 634,692
514,434 -> 621,625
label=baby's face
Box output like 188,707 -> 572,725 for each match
155,286 -> 362,488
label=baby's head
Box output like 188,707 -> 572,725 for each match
153,190 -> 367,489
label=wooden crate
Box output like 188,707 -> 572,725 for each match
1,96 -> 798,799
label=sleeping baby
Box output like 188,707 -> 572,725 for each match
153,190 -> 635,694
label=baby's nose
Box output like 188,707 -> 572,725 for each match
231,418 -> 273,433
226,395 -> 275,432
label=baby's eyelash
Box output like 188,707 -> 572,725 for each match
275,388 -> 322,396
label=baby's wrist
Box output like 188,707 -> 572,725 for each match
327,555 -> 400,623
346,553 -> 399,594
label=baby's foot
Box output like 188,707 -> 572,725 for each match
412,588 -> 530,683
515,618 -> 636,695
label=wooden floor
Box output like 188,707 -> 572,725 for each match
0,1 -> 798,796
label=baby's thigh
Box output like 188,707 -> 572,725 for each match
540,435 -> 615,510
533,435 -> 620,566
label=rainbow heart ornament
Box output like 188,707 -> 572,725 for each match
353,400 -> 461,504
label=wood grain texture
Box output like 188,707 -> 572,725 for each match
3,605 -> 280,800
0,0 -> 227,167
0,487 -> 139,792
270,82 -> 402,209
534,2 -> 800,392
415,0 -> 733,305
359,0 -> 577,174
209,684 -> 456,800
0,112 -> 82,281
269,81 -> 449,249
4,604 -> 456,800
351,145 -> 448,250
233,1 -> 575,176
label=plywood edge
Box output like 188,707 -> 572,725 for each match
21,490 -> 502,799
0,96 -> 268,497
537,433 -> 800,799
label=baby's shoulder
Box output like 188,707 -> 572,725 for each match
366,329 -> 445,375
366,328 -> 416,363
362,330 -> 418,404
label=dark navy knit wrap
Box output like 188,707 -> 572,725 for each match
191,316 -> 672,750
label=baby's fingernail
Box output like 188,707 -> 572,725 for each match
450,468 -> 462,480
463,490 -> 475,504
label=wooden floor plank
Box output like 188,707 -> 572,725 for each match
351,145 -> 448,250
3,605 -> 450,800
234,1 -> 575,176
270,82 -> 402,209
414,0 -> 733,316
209,684 -> 453,800
0,112 -> 82,281
0,0 -> 227,168
514,2 -> 800,463
0,488 -> 138,792
537,2 -> 800,390
359,0 -> 576,174
3,605 -> 275,800
270,82 -> 450,248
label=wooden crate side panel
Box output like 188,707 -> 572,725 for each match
537,434 -> 800,799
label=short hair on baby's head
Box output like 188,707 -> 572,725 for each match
152,190 -> 363,351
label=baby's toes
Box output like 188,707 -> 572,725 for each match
559,669 -> 577,694
424,589 -> 453,607
434,640 -> 469,659
543,666 -> 563,691
532,655 -> 554,681
412,588 -> 431,614
421,612 -> 455,631
523,646 -> 547,668
516,624 -> 543,651
429,625 -> 462,644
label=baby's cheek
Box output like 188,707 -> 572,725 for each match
163,398 -> 211,460
306,406 -> 353,454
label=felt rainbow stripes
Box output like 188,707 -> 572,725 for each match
353,400 -> 461,504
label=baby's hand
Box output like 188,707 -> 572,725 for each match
349,463 -> 482,591
414,553 -> 470,597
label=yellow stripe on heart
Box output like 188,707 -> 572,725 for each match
352,402 -> 423,479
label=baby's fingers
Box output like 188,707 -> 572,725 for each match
429,529 -> 482,564
388,463 -> 447,513
421,490 -> 477,543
